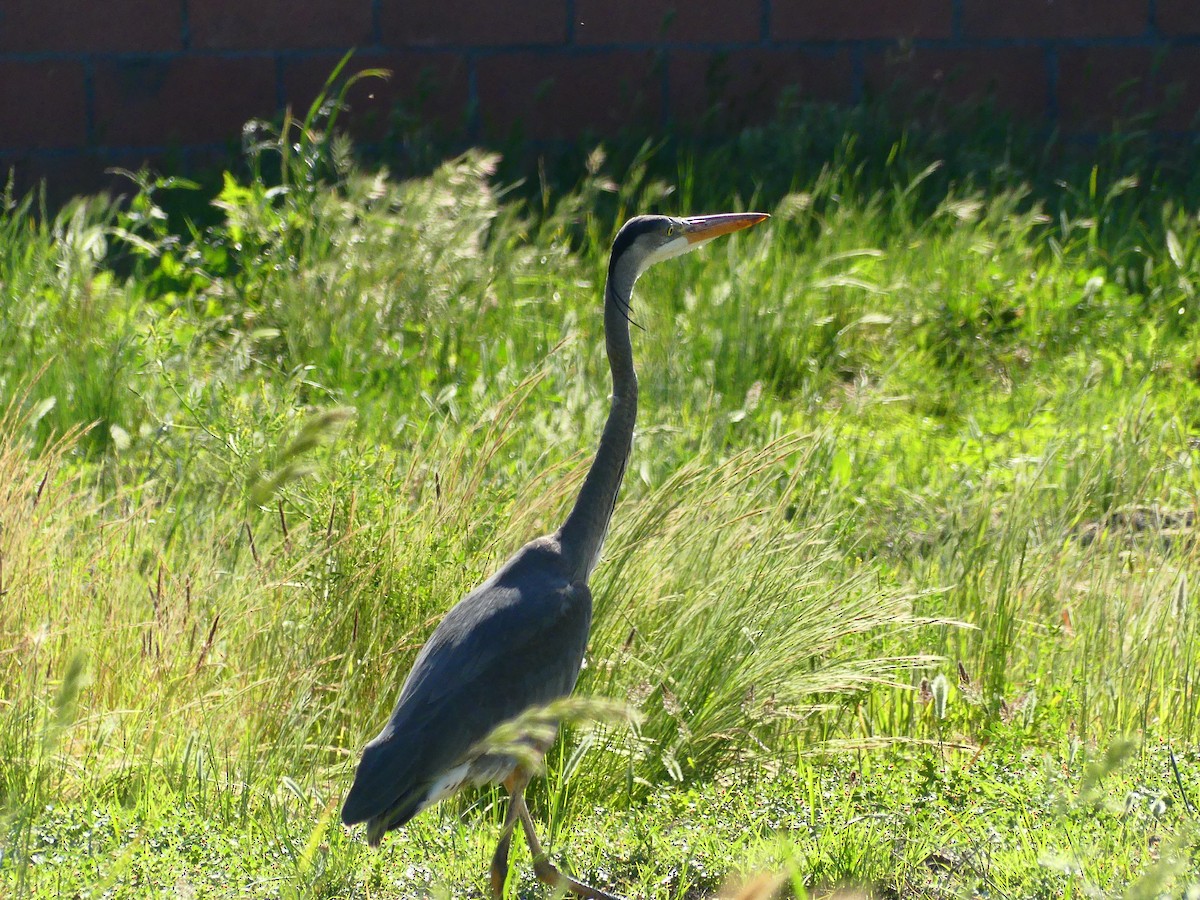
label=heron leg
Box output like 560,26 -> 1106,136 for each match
490,771 -> 529,899
512,790 -> 625,900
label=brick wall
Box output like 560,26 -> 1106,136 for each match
2,1 -> 1199,194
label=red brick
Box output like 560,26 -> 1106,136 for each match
477,51 -> 659,140
1057,47 -> 1200,132
381,0 -> 566,47
963,0 -> 1146,38
670,49 -> 853,129
281,52 -> 470,139
1157,0 -> 1200,36
574,1 -> 759,44
189,0 -> 373,50
0,61 -> 87,149
772,0 -> 952,40
0,0 -> 181,52
94,56 -> 278,146
864,46 -> 1049,121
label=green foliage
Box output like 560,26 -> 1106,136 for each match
3,86 -> 1200,897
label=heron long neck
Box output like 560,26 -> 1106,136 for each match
558,277 -> 638,583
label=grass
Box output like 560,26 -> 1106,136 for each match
2,84 -> 1200,897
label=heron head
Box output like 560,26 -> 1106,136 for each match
609,212 -> 769,288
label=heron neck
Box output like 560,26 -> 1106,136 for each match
558,279 -> 638,583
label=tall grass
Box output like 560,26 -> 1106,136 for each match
2,84 -> 1200,895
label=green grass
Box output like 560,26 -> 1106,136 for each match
2,88 -> 1200,897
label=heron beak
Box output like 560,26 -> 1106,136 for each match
682,212 -> 770,244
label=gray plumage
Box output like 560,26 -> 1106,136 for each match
341,537 -> 591,843
341,211 -> 768,899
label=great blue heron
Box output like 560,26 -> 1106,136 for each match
342,211 -> 769,899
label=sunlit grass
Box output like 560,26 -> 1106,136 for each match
2,90 -> 1200,896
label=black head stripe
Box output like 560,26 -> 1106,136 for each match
609,215 -> 666,275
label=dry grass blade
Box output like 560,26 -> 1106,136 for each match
469,696 -> 639,775
717,873 -> 787,900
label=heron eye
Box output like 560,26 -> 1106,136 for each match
667,226 -> 675,236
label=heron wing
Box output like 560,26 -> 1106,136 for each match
341,542 -> 592,829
